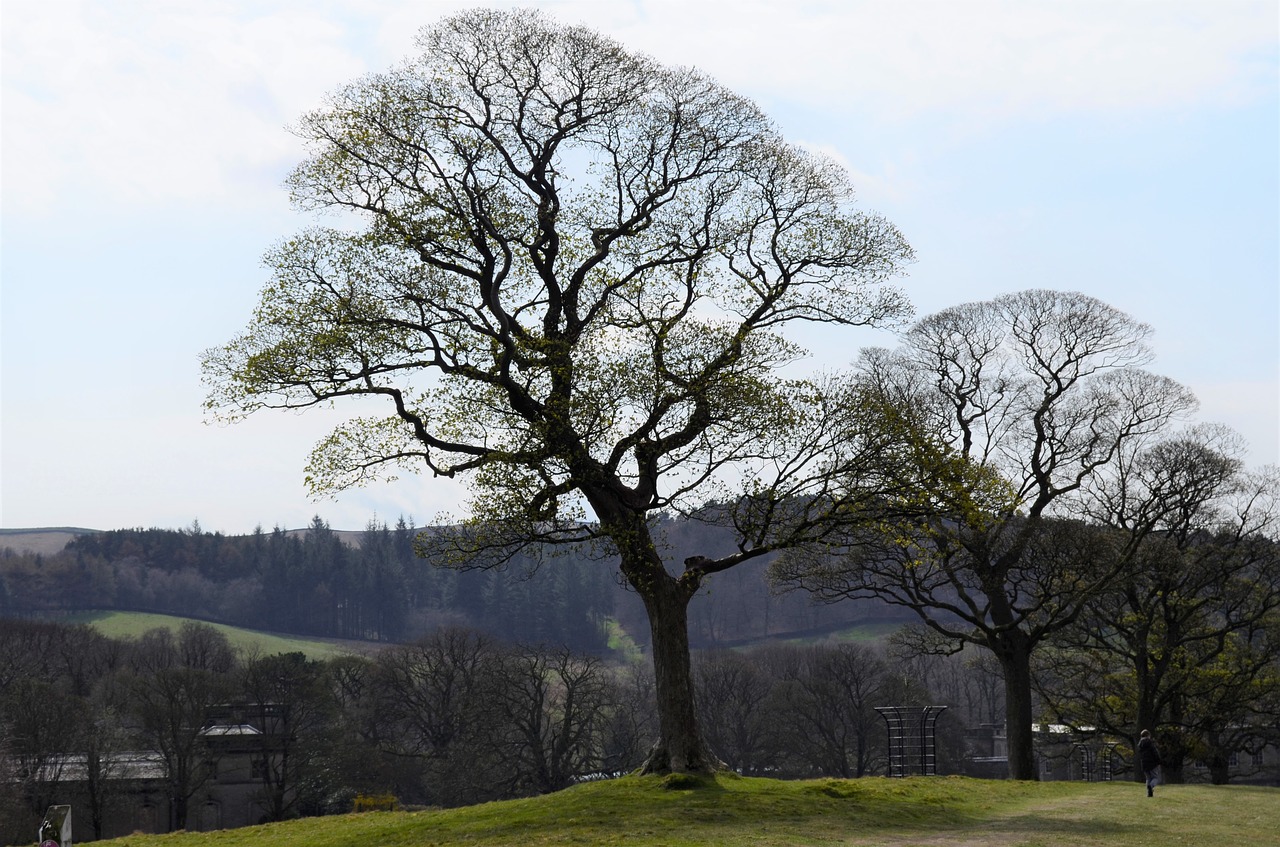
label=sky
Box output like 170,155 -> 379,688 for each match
2,0 -> 1277,535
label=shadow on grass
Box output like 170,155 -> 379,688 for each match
657,772 -> 729,792
993,812 -> 1140,839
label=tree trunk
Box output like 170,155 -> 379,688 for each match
1159,730 -> 1188,784
1207,752 -> 1230,785
596,499 -> 723,775
1162,697 -> 1188,784
634,572 -> 720,773
172,789 -> 188,831
994,635 -> 1038,780
85,752 -> 106,839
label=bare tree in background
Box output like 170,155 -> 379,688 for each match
1040,426 -> 1280,783
775,290 -> 1198,779
124,626 -> 236,830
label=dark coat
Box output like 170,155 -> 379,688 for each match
1137,737 -> 1162,771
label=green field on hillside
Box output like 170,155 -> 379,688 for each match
807,621 -> 905,644
60,611 -> 371,659
92,774 -> 1277,847
53,610 -> 902,662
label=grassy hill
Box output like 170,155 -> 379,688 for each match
0,526 -> 98,555
91,773 -> 1277,847
60,610 -> 375,659
55,609 -> 905,663
0,526 -> 368,556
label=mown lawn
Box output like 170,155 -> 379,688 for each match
94,774 -> 1279,847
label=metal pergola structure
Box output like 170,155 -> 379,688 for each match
1072,742 -> 1121,781
875,705 -> 947,777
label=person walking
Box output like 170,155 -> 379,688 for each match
1137,729 -> 1162,797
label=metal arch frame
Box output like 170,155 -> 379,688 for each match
875,705 -> 947,777
1073,741 -> 1122,781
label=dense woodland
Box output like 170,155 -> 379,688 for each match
0,518 -> 898,652
1,519 -> 608,649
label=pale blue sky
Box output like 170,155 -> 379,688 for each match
3,0 -> 1277,534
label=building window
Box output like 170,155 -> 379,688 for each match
251,756 -> 268,780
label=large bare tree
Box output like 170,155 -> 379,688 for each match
1039,426 -> 1280,783
774,290 -> 1198,779
203,9 -> 914,772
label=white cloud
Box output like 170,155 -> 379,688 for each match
793,139 -> 913,207
1,0 -> 1273,531
5,0 -> 1273,217
587,0 -> 1276,120
3,0 -> 368,216
1190,379 -> 1280,467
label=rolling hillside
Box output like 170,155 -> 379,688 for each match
1,520 -> 910,653
0,526 -> 99,555
56,609 -> 375,659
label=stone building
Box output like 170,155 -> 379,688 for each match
10,706 -> 291,841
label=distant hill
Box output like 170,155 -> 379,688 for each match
1,521 -> 617,651
1,520 -> 911,652
0,527 -> 100,555
0,526 -> 367,554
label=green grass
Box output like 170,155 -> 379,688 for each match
61,611 -> 368,659
604,617 -> 644,662
754,621 -> 905,649
823,622 -> 905,643
92,774 -> 1279,847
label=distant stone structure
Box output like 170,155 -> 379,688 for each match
10,704 -> 291,839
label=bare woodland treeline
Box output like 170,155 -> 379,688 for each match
0,617 -> 979,843
2,445 -> 1277,800
3,507 -> 1279,842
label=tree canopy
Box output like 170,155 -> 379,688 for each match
1039,426 -> 1280,783
203,8 -> 916,772
773,289 -> 1200,779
